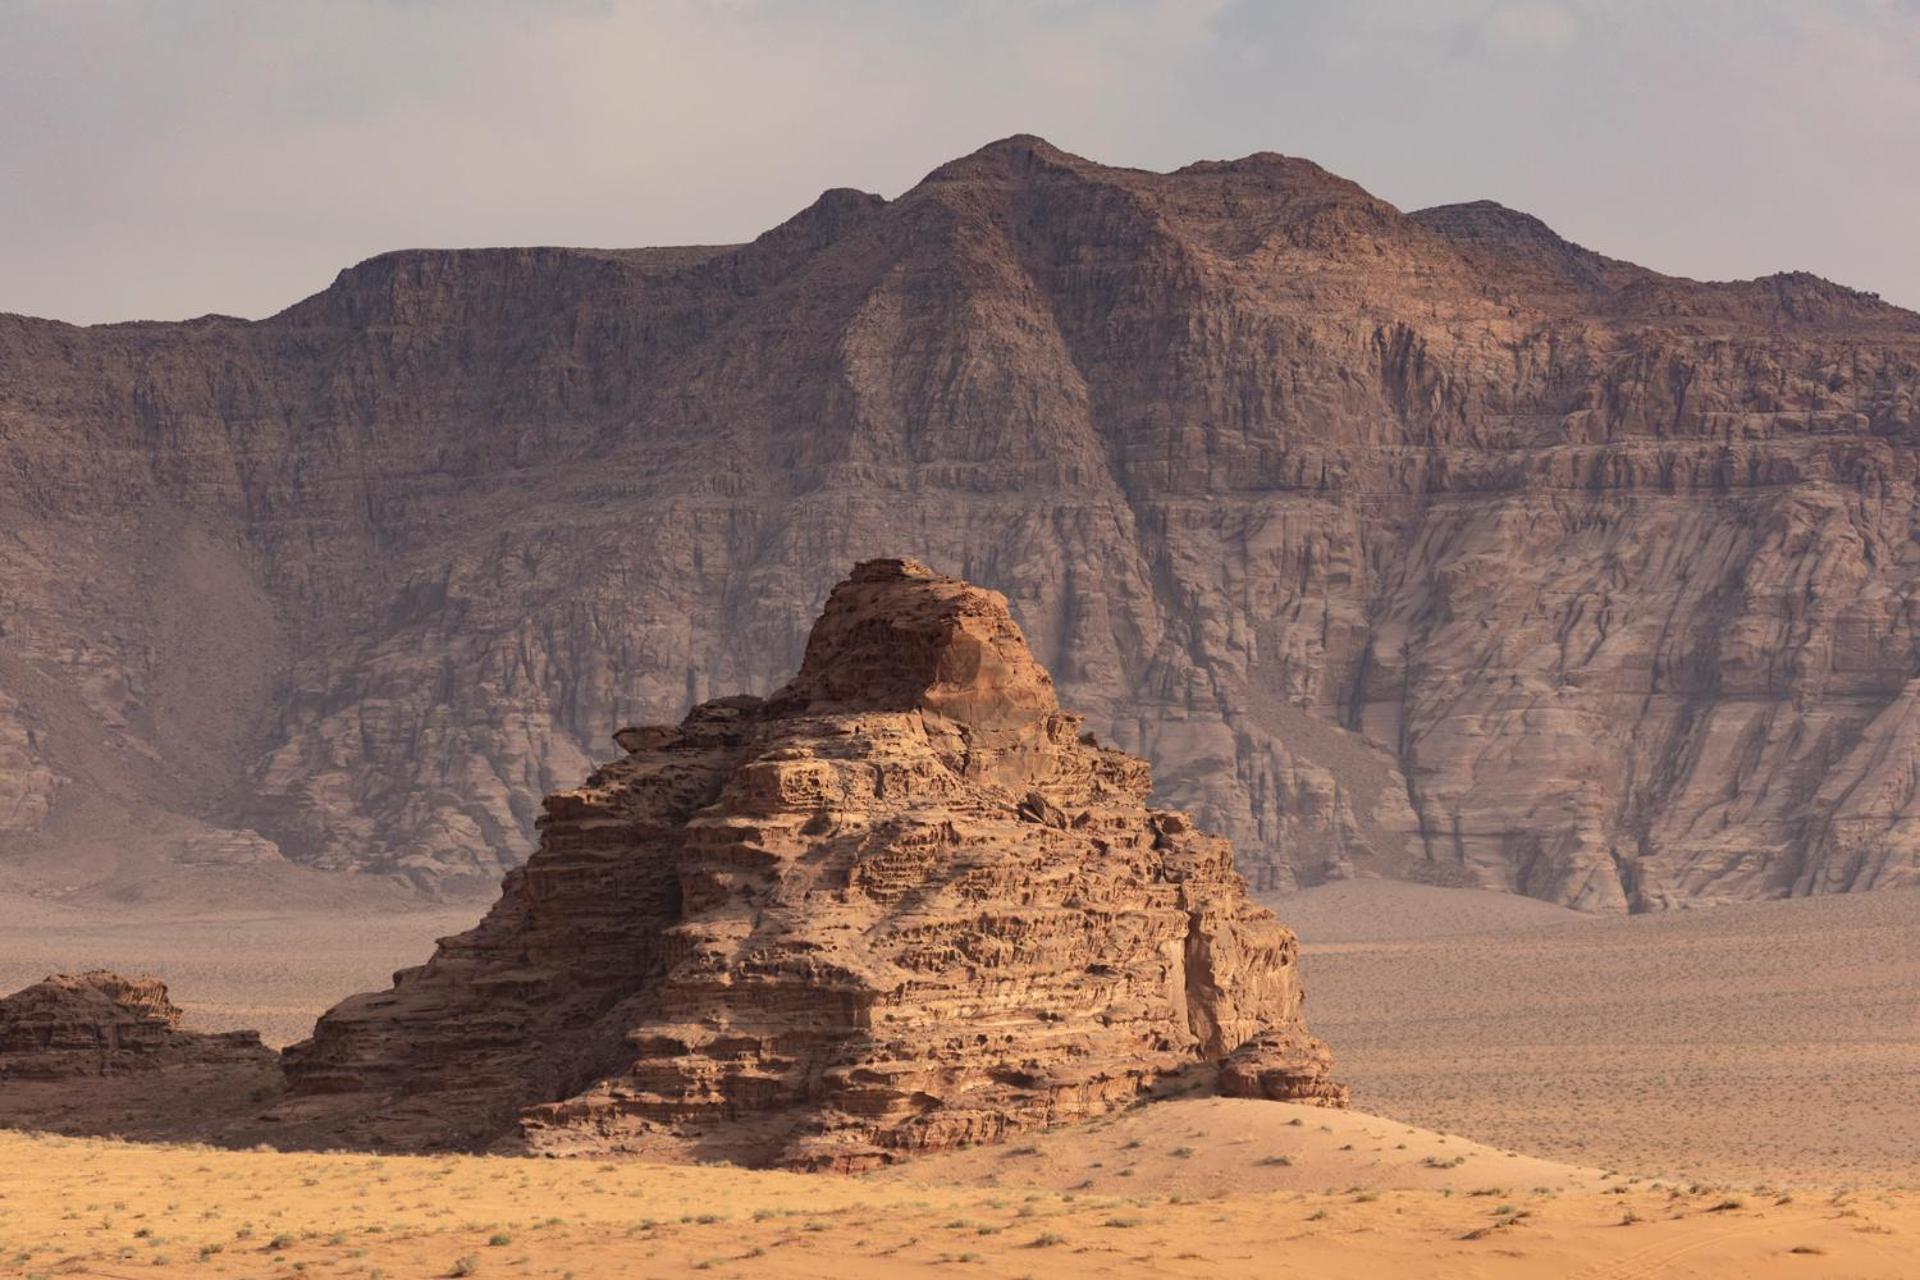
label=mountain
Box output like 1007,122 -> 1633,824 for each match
2,135 -> 1917,910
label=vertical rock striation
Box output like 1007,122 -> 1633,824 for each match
3,137 -> 1918,909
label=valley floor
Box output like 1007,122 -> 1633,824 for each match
1285,882 -> 1920,1186
2,883 -> 1916,1276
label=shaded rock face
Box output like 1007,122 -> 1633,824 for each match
281,561 -> 1344,1168
0,971 -> 273,1079
4,136 -> 1920,909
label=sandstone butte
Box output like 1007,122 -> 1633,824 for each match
3,136 -> 1919,911
273,560 -> 1346,1169
0,970 -> 274,1080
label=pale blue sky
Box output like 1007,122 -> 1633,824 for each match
4,0 -> 1916,323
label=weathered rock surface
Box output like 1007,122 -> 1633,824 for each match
0,971 -> 273,1079
3,136 -> 1919,909
279,560 -> 1344,1167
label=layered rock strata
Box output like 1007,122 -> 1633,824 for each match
281,560 -> 1344,1166
5,136 -> 1918,909
0,971 -> 273,1079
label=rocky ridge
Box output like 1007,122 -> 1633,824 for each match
3,136 -> 1919,910
278,560 -> 1345,1167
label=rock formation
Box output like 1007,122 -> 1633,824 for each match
3,136 -> 1918,909
0,971 -> 273,1079
279,560 -> 1344,1167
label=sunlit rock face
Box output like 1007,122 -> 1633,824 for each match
280,560 -> 1345,1167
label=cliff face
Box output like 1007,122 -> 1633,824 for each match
280,560 -> 1343,1166
2,136 -> 1918,909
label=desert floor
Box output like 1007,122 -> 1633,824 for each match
1282,881 -> 1920,1187
2,883 -> 1916,1277
1,1102 -> 1915,1279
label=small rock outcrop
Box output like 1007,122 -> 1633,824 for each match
281,559 -> 1344,1167
0,971 -> 273,1079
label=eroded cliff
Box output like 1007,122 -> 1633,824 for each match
278,560 -> 1344,1166
2,136 -> 1917,909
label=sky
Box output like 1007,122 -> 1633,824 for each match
3,0 -> 1917,324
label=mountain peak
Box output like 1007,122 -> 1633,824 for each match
922,133 -> 1090,184
1412,199 -> 1639,292
1412,199 -> 1582,252
1173,151 -> 1344,183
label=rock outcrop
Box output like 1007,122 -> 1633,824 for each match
280,560 -> 1344,1167
4,136 -> 1919,910
0,971 -> 273,1079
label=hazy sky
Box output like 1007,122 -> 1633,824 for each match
4,0 -> 1917,324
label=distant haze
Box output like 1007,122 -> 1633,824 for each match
4,0 -> 1917,324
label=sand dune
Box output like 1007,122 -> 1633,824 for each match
886,1096 -> 1600,1196
0,1115 -> 1912,1278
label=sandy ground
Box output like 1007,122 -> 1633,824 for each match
1278,882 -> 1920,1186
884,1094 -> 1601,1196
4,881 -> 1917,1275
0,1108 -> 1913,1279
1265,878 -> 1592,941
